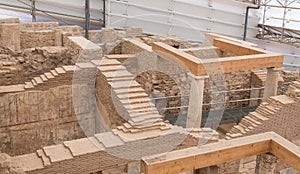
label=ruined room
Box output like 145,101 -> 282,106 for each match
0,0 -> 299,174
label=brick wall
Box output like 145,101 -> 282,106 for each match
0,46 -> 73,86
0,18 -> 20,24
21,22 -> 59,31
20,30 -> 57,49
0,84 -> 91,156
0,23 -> 20,52
7,127 -> 218,174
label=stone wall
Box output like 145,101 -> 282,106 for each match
225,81 -> 300,174
95,70 -> 127,128
20,30 -> 57,49
0,153 -> 24,174
135,70 -> 252,116
0,23 -> 20,52
0,46 -> 73,86
250,69 -> 299,106
5,127 -> 217,174
0,85 -> 90,156
20,22 -> 59,31
0,36 -> 111,155
0,35 -> 105,86
0,18 -> 20,24
135,71 -> 187,116
65,36 -> 102,63
204,71 -> 252,111
0,22 -> 93,86
57,26 -> 84,47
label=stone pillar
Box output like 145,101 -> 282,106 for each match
186,74 -> 208,128
196,166 -> 219,174
258,153 -> 278,174
263,68 -> 281,101
128,161 -> 141,174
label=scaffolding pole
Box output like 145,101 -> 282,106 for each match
31,0 -> 36,22
85,0 -> 90,39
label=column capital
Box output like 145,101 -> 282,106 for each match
188,73 -> 209,80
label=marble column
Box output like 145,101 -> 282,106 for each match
186,74 -> 208,128
258,153 -> 278,174
263,68 -> 282,101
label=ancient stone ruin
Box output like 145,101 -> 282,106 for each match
0,18 -> 299,174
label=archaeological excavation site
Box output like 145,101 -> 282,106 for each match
0,0 -> 299,174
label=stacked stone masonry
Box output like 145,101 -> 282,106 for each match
226,83 -> 300,141
0,19 -> 299,174
7,126 -> 218,174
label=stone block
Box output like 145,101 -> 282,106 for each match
0,23 -> 21,52
95,132 -> 124,148
43,144 -> 73,163
64,137 -> 104,156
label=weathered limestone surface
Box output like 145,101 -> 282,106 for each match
0,64 -> 96,155
0,46 -> 72,86
20,30 -> 56,49
224,81 -> 300,174
0,23 -> 20,52
21,22 -> 59,31
66,36 -> 103,62
0,85 -> 88,156
6,126 -> 217,174
0,153 -> 24,174
0,18 -> 20,24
